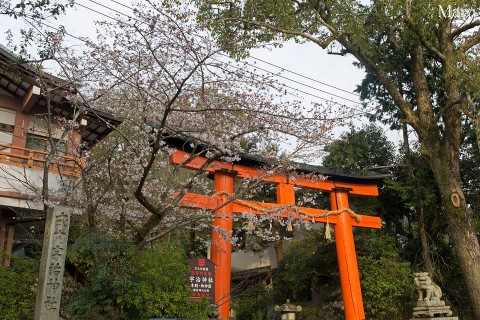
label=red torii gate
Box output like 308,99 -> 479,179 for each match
170,149 -> 382,320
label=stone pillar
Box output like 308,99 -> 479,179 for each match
34,207 -> 71,320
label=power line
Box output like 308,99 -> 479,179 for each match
86,0 -> 130,20
106,0 -> 361,100
82,0 -> 365,106
106,0 -> 361,99
38,1 -> 372,115
219,54 -> 360,104
208,56 -> 370,115
107,0 -> 131,11
31,19 -> 89,44
245,55 -> 360,98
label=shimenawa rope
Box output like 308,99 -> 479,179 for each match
211,191 -> 362,239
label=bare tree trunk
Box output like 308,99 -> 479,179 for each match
403,122 -> 434,277
42,156 -> 51,212
119,202 -> 127,233
475,114 -> 480,152
190,228 -> 196,257
428,146 -> 480,318
417,208 -> 434,277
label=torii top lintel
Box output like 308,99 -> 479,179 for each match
170,149 -> 383,197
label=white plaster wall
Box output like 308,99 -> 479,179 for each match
0,163 -> 64,193
231,247 -> 276,273
0,163 -> 82,214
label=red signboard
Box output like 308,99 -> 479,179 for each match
187,256 -> 215,304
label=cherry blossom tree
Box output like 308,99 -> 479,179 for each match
42,1 -> 347,248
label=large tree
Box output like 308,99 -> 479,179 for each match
191,0 -> 480,317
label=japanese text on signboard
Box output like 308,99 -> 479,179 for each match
187,256 -> 215,304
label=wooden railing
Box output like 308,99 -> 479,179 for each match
0,143 -> 81,176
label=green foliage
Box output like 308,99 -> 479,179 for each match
356,231 -> 414,320
194,0 -> 374,57
195,0 -> 298,58
233,285 -> 273,320
274,231 -> 339,302
0,256 -> 38,320
320,124 -> 418,318
271,230 -> 413,320
298,305 -> 343,320
122,244 -> 212,319
65,234 -> 136,319
321,123 -> 406,233
323,124 -> 394,171
65,234 -> 212,319
386,151 -> 446,248
461,121 -> 480,223
387,154 -> 440,211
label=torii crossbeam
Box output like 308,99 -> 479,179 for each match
170,149 -> 383,320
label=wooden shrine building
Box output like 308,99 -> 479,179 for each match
0,44 -> 120,266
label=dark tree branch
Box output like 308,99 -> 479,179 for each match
458,30 -> 480,52
403,17 -> 446,62
452,20 -> 480,39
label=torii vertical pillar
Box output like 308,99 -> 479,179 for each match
330,188 -> 365,320
211,171 -> 235,319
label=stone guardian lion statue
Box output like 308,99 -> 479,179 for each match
414,272 -> 442,301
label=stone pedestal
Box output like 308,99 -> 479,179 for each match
411,272 -> 458,320
410,301 -> 458,319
